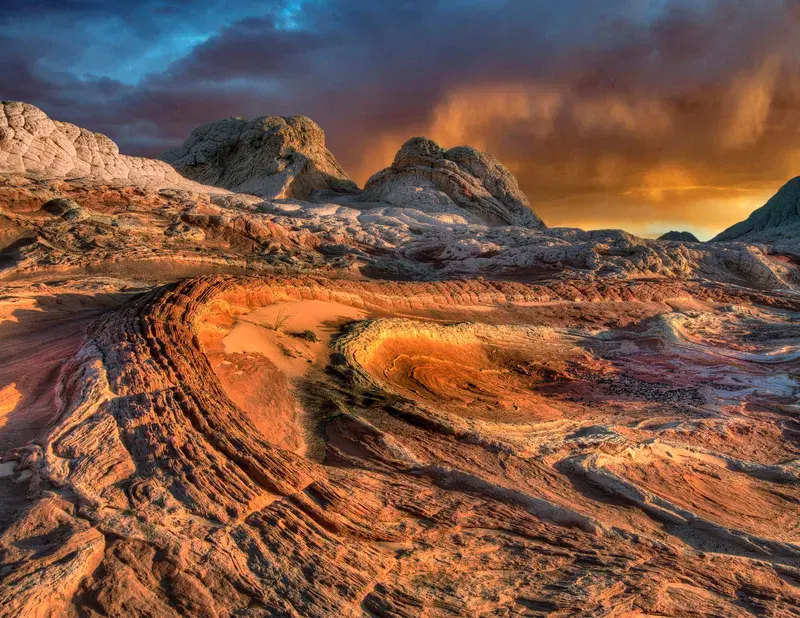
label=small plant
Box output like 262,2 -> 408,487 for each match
291,329 -> 319,342
278,342 -> 298,357
253,307 -> 295,332
140,521 -> 160,541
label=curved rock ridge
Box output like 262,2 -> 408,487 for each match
160,114 -> 359,200
658,230 -> 700,242
1,274 -> 800,616
359,136 -> 546,228
713,177 -> 800,248
0,102 -> 221,193
4,101 -> 800,617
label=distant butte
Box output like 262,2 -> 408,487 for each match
658,230 -> 700,242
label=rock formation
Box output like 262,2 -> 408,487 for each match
359,137 -> 545,228
161,114 -> 359,200
0,102 -> 218,193
1,103 -> 800,617
2,274 -> 799,616
713,177 -> 800,253
658,230 -> 700,242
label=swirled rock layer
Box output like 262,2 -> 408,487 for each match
0,275 -> 798,616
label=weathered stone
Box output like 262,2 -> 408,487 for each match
713,177 -> 800,255
161,115 -> 358,200
359,136 -> 545,228
658,230 -> 700,242
1,102 -> 800,618
0,101 -> 222,193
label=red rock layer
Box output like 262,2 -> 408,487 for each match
0,275 -> 798,617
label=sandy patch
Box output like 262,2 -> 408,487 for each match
0,383 -> 22,430
205,300 -> 369,455
223,300 -> 367,379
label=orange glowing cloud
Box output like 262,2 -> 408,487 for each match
345,60 -> 799,240
572,97 -> 673,138
721,56 -> 782,149
318,2 -> 800,241
429,83 -> 563,149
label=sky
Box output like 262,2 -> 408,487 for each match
2,0 -> 799,239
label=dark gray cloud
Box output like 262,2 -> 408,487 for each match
1,0 -> 798,237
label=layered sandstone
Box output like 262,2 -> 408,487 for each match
1,275 -> 798,617
1,103 -> 800,617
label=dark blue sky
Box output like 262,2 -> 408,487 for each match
2,0 -> 798,236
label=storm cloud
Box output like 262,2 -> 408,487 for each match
2,0 -> 799,237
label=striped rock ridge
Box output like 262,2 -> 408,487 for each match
0,275 -> 799,616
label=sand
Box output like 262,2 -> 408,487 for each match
222,300 -> 367,379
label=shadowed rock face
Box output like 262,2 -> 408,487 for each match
360,136 -> 546,228
659,230 -> 700,242
160,114 -> 359,200
713,177 -> 800,250
1,104 -> 800,617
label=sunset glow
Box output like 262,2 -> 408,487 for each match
2,0 -> 798,237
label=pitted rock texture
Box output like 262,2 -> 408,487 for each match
359,137 -> 545,228
0,102 -> 221,193
161,114 -> 358,200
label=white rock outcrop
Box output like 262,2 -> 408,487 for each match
358,137 -> 545,229
0,101 -> 217,193
161,115 -> 358,200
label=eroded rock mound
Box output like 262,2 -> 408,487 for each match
658,230 -> 700,242
359,136 -> 545,228
0,102 -> 218,193
713,177 -> 800,250
161,115 -> 358,200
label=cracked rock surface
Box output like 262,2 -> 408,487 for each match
0,102 -> 221,194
